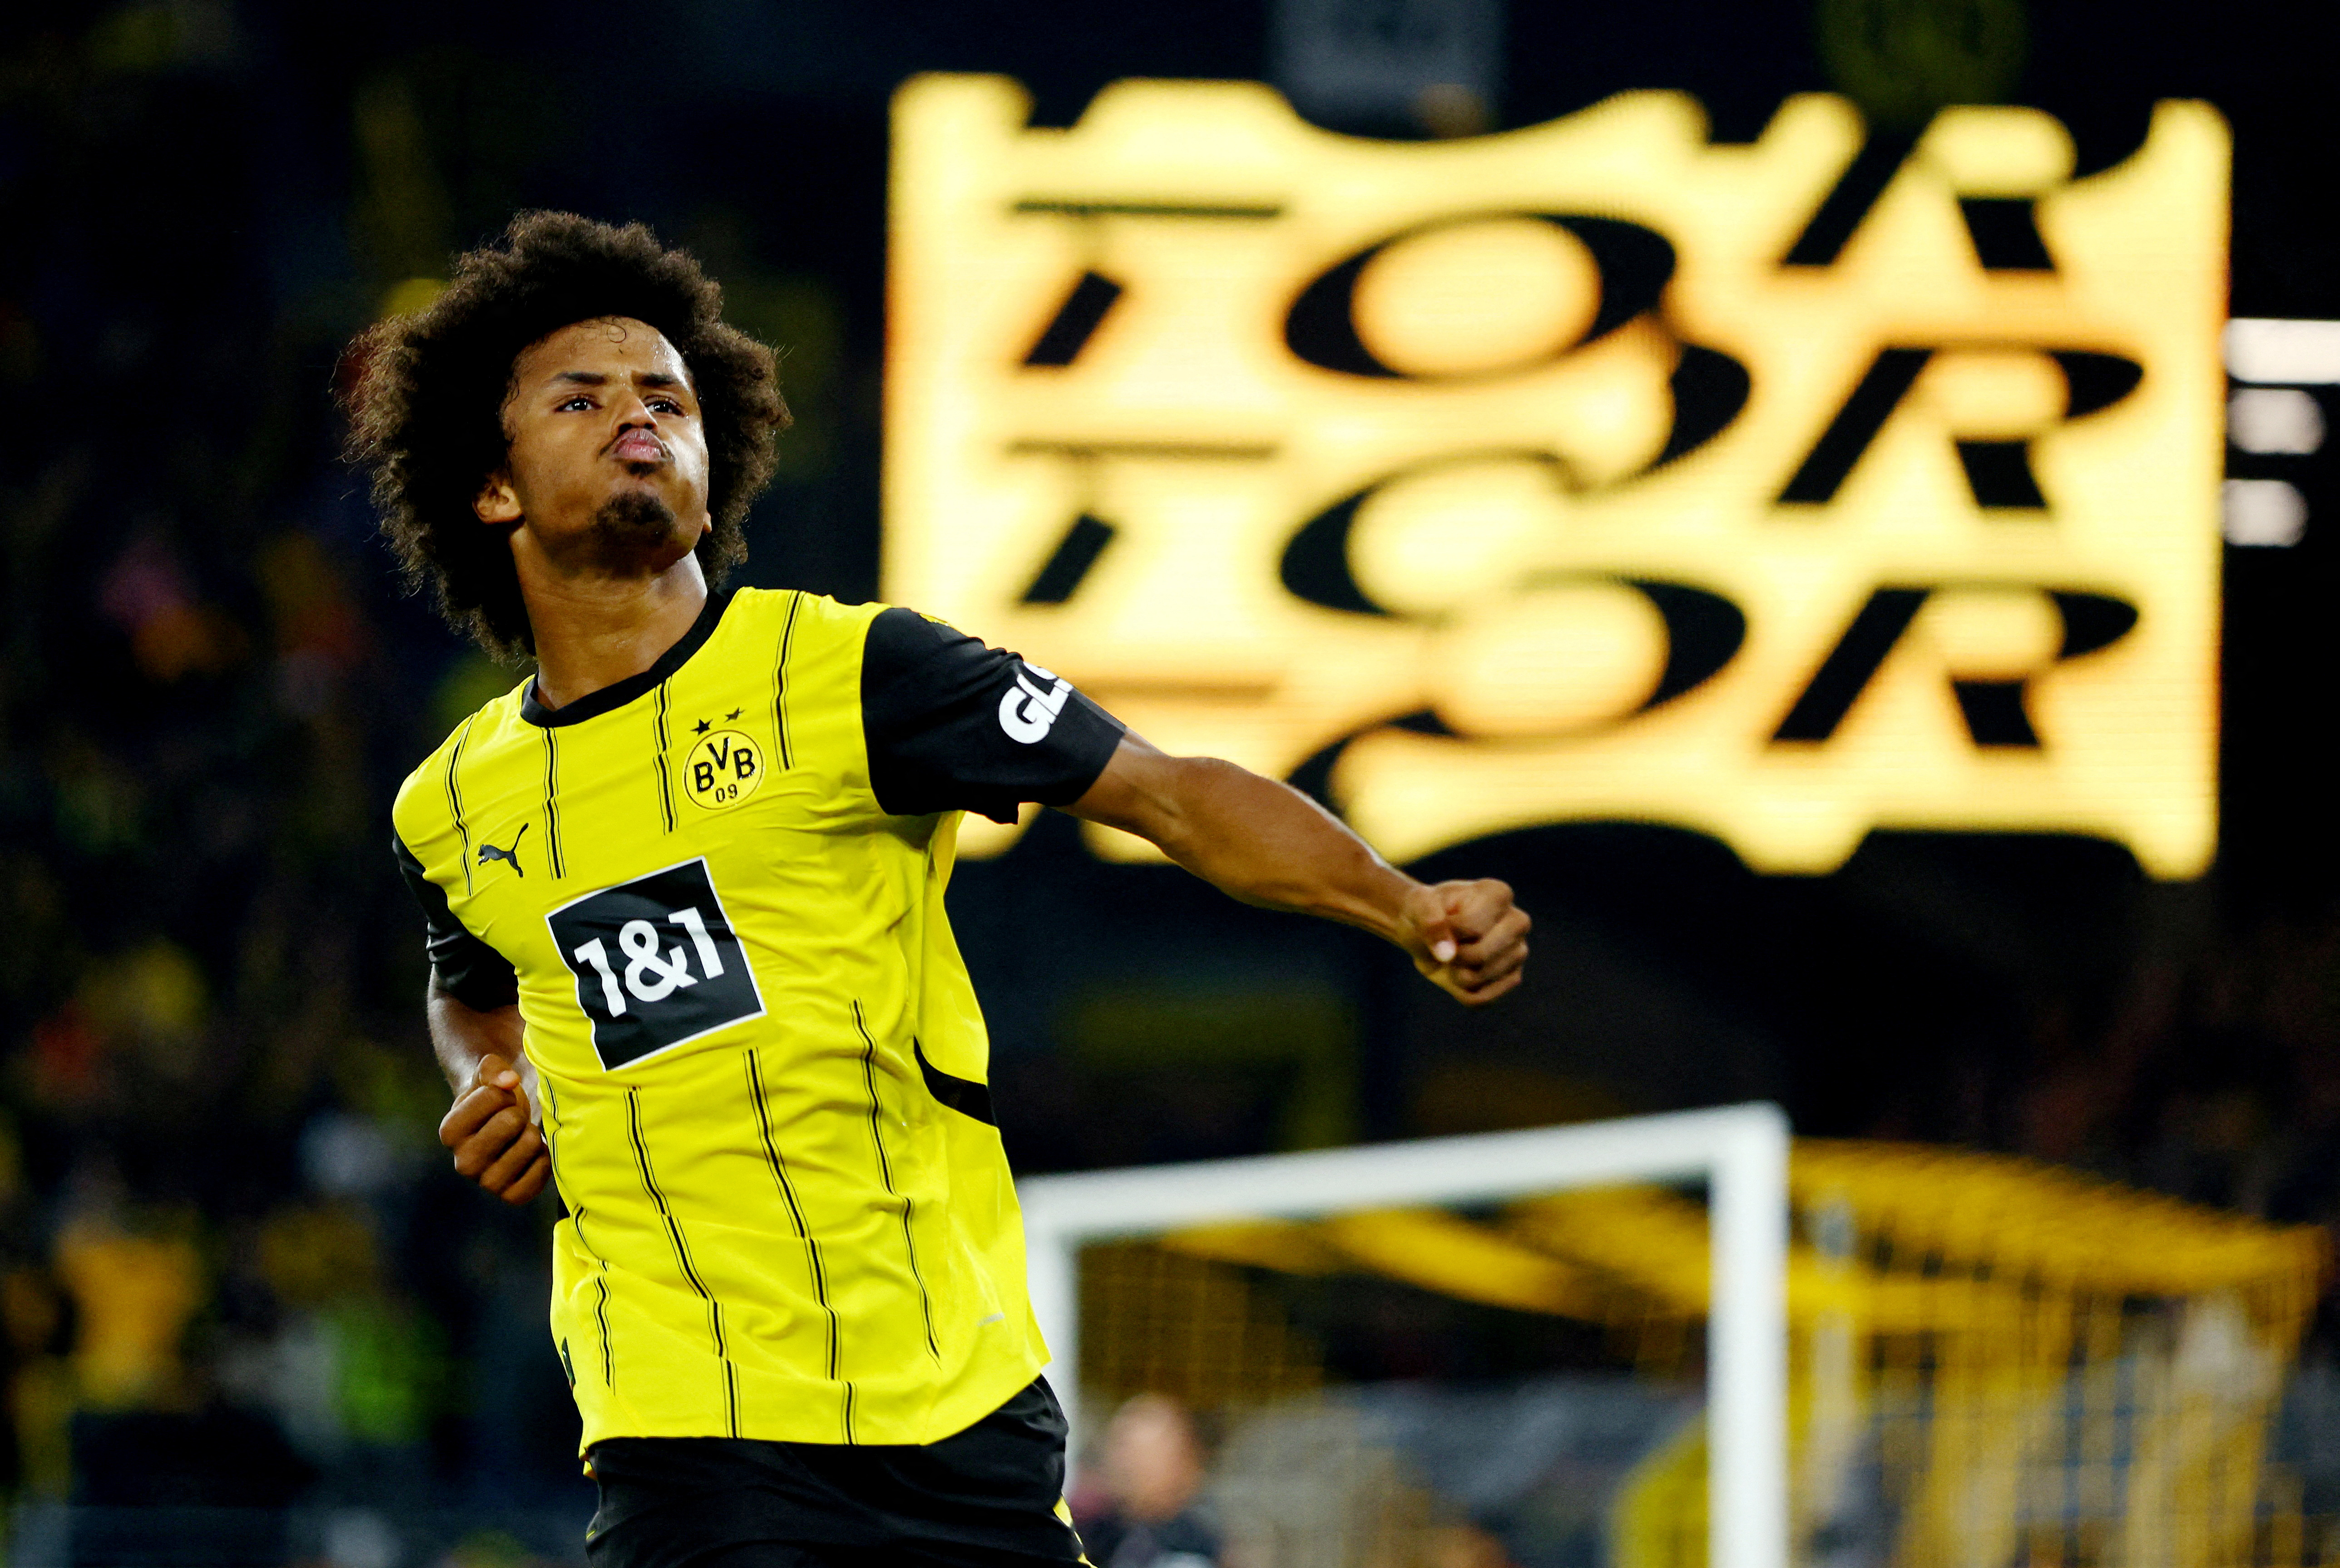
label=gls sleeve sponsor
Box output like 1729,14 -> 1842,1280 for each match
996,663 -> 1071,743
859,607 -> 1125,821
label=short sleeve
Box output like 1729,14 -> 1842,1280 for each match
392,832 -> 519,1011
861,608 -> 1126,823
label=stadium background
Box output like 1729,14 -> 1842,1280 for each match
0,0 -> 2336,1560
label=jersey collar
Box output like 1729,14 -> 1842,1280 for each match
520,589 -> 733,728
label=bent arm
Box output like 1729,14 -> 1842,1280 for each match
427,981 -> 523,1095
428,982 -> 550,1205
1065,734 -> 1529,1005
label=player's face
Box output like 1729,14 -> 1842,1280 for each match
478,317 -> 713,573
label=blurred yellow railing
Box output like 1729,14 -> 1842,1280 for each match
1152,1139 -> 2328,1568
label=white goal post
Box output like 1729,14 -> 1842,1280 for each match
1017,1102 -> 1790,1568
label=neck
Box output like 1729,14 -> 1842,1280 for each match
519,550 -> 710,711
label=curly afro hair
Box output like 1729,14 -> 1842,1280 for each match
344,211 -> 791,662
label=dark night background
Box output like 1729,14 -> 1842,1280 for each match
0,0 -> 2335,1553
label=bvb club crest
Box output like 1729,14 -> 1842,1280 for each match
684,730 -> 765,812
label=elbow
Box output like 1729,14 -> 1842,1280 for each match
1081,749 -> 1211,852
1128,753 -> 1242,862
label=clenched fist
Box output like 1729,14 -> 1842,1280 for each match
440,1052 -> 552,1205
1397,878 -> 1531,1006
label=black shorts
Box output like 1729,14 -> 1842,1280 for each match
583,1379 -> 1091,1568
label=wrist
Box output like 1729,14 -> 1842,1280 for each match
1313,863 -> 1422,947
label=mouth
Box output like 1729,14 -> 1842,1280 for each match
609,429 -> 670,465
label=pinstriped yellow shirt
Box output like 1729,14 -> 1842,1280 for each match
391,587 -> 1122,1450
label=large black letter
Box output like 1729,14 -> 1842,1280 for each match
1771,586 -> 2139,746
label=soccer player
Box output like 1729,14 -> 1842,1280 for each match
349,212 -> 1529,1568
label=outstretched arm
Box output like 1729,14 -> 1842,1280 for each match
1065,733 -> 1529,1006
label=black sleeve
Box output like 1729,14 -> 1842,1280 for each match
861,607 -> 1127,823
391,831 -> 520,1011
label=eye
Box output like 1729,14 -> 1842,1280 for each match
648,396 -> 685,414
558,395 -> 594,412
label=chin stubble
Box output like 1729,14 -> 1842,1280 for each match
583,490 -> 684,570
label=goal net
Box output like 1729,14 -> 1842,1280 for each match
1021,1106 -> 1790,1568
1017,1108 -> 2329,1568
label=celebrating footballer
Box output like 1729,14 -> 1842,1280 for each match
347,212 -> 1529,1568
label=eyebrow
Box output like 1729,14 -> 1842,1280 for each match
549,370 -> 687,389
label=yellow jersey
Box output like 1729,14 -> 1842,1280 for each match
390,587 -> 1123,1450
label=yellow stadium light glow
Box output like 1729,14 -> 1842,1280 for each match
885,77 -> 2227,877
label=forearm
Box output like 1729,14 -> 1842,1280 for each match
1068,735 -> 1529,1003
425,982 -> 524,1096
1075,752 -> 1418,941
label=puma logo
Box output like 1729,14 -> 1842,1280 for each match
479,823 -> 530,876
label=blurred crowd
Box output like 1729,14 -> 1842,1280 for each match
1806,872 -> 2340,1333
0,6 -> 741,1529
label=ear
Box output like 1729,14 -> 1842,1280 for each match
475,471 -> 522,526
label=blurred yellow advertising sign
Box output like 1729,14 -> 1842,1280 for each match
883,76 -> 2226,876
